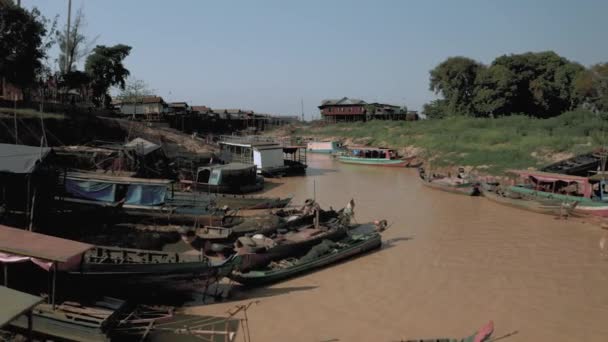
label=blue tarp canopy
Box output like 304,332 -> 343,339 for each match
65,179 -> 167,205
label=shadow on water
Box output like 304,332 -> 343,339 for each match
381,236 -> 414,251
253,180 -> 284,193
183,285 -> 319,307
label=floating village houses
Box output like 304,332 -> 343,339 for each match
115,96 -> 168,121
319,97 -> 418,123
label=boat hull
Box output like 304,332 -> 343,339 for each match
338,156 -> 410,167
236,225 -> 350,272
421,180 -> 480,196
480,187 -> 564,215
507,186 -> 608,217
307,148 -> 338,154
230,233 -> 382,286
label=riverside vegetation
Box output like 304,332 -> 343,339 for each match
295,110 -> 608,174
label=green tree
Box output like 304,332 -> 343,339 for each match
574,63 -> 608,112
0,5 -> 48,90
472,64 -> 517,117
492,51 -> 583,117
85,44 -> 131,107
429,57 -> 484,115
422,99 -> 449,119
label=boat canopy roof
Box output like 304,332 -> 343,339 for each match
0,143 -> 52,174
198,163 -> 256,172
0,225 -> 93,263
65,171 -> 173,185
0,286 -> 43,327
508,169 -> 590,183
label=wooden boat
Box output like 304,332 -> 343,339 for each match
168,191 -> 292,210
9,297 -> 136,342
8,298 -> 223,342
194,200 -> 341,242
506,169 -> 608,217
419,168 -> 480,196
179,162 -> 265,194
54,171 -> 290,227
540,150 -> 607,176
67,246 -> 237,287
405,321 -> 494,342
480,185 -> 574,216
234,210 -> 355,272
337,146 -> 413,167
229,231 -> 382,286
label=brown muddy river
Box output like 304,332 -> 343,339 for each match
187,154 -> 608,342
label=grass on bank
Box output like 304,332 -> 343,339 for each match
0,107 -> 66,120
294,111 -> 608,174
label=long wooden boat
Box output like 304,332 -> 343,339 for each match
506,185 -> 599,217
229,231 -> 382,286
9,298 -> 206,342
168,191 -> 292,210
480,186 -> 571,216
419,168 -> 480,196
10,297 -> 130,342
67,246 -> 237,287
234,213 -> 354,272
195,203 -> 340,241
337,146 -> 413,167
506,169 -> 608,217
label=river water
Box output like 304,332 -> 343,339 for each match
188,153 -> 608,341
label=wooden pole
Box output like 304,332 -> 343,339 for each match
14,96 -> 18,144
3,263 -> 7,286
27,311 -> 33,342
51,262 -> 57,308
28,188 -> 37,231
65,0 -> 72,73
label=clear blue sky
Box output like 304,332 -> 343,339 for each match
24,0 -> 608,119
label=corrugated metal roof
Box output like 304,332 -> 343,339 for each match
0,144 -> 51,174
0,225 -> 93,262
0,286 -> 43,327
320,97 -> 367,106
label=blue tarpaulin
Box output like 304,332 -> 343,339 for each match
65,179 -> 166,205
125,184 -> 167,206
65,179 -> 116,202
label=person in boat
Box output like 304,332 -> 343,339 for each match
457,167 -> 466,179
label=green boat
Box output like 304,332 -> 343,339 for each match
506,169 -> 608,217
337,147 -> 412,167
229,232 -> 382,286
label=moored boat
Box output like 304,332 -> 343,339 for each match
337,146 -> 413,167
479,185 -> 576,216
229,231 -> 382,286
179,163 -> 265,194
68,245 -> 237,287
419,168 -> 480,196
506,169 -> 608,217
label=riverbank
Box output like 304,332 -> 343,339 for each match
275,110 -> 607,174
